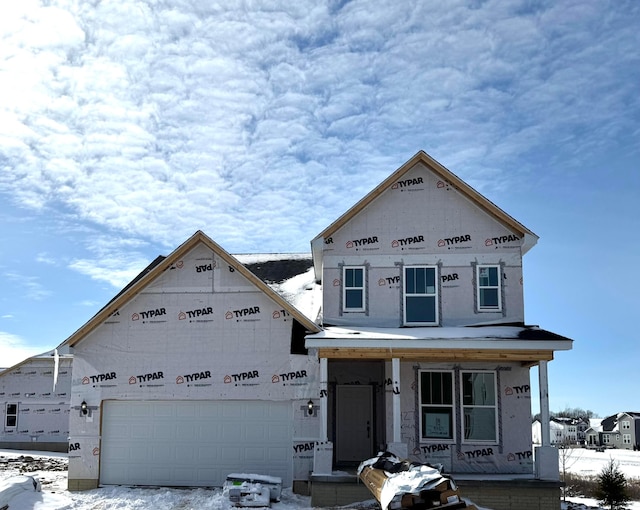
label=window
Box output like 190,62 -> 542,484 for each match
343,266 -> 365,311
420,371 -> 454,440
404,266 -> 438,325
623,434 -> 631,445
477,265 -> 502,311
603,435 -> 611,444
462,371 -> 497,442
622,421 -> 630,430
5,403 -> 17,428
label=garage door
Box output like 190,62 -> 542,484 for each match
100,400 -> 293,487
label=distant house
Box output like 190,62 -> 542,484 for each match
0,350 -> 72,452
599,413 -> 640,450
532,417 -> 590,446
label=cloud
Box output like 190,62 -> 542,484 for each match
4,272 -> 51,301
0,0 -> 637,261
0,331 -> 43,368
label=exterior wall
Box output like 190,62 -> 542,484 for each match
68,243 -> 320,487
0,357 -> 72,452
399,361 -> 534,474
321,162 -> 525,327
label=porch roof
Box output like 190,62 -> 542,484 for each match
305,325 -> 573,364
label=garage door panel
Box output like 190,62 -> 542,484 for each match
100,400 -> 292,487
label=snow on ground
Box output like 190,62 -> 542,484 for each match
1,448 -> 640,509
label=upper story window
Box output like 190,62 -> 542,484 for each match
420,371 -> 454,440
5,403 -> 17,429
343,266 -> 365,312
477,265 -> 502,311
404,266 -> 438,325
622,420 -> 630,430
462,371 -> 497,443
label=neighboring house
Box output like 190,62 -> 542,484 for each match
305,151 -> 573,509
585,418 -> 603,447
0,350 -> 72,452
532,417 -> 590,446
61,232 -> 322,491
598,412 -> 640,450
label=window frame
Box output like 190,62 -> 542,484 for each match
476,265 -> 502,312
342,266 -> 366,312
419,370 -> 455,442
5,403 -> 18,429
403,265 -> 439,325
461,370 -> 498,444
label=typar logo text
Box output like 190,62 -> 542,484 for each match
485,235 -> 521,248
131,308 -> 167,323
179,307 -> 214,323
391,177 -> 424,190
391,235 -> 424,249
176,370 -> 212,387
225,306 -> 261,321
272,370 -> 308,385
437,234 -> 471,248
345,236 -> 379,250
224,370 -> 260,386
82,372 -> 117,384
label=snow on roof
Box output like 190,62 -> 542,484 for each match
234,253 -> 321,323
305,325 -> 573,352
234,253 -> 312,264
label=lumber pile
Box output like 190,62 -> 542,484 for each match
357,452 -> 478,510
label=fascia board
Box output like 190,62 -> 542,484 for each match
304,337 -> 573,352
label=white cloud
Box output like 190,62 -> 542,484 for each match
0,0 -> 637,259
0,331 -> 43,368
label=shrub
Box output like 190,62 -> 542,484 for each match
593,459 -> 630,509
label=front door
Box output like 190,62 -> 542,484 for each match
335,385 -> 374,464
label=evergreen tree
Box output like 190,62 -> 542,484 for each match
594,458 -> 630,509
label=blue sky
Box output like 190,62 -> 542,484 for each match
1,0 -> 638,418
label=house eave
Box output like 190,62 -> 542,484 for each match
305,325 -> 572,363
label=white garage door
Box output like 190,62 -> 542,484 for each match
100,400 -> 293,487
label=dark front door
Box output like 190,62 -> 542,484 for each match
335,384 -> 374,464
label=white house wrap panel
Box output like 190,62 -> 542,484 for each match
65,232 -> 321,490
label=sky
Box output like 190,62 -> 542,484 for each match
0,0 -> 638,418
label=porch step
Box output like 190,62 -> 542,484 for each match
310,473 -> 376,507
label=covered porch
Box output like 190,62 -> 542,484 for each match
305,325 -> 572,510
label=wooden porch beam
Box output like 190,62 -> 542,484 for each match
316,347 -> 554,363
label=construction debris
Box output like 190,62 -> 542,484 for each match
223,473 -> 282,508
357,452 -> 478,510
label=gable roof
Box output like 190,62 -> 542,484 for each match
310,150 -> 539,281
62,231 -> 320,349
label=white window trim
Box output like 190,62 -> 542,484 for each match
5,403 -> 18,429
622,420 -> 630,430
476,265 -> 502,312
403,265 -> 439,326
623,434 -> 631,444
461,370 -> 498,444
419,370 -> 455,443
342,266 -> 366,312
